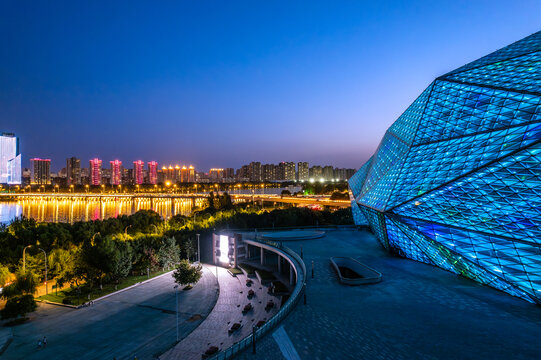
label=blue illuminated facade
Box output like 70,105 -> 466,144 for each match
349,31 -> 541,303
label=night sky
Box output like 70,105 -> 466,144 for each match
1,1 -> 539,172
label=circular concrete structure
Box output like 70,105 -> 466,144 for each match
261,230 -> 325,241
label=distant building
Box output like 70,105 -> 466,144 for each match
310,165 -> 323,180
133,160 -> 144,185
66,157 -> 81,185
0,132 -> 21,185
181,166 -> 188,183
237,165 -> 250,181
148,161 -> 158,184
262,164 -> 276,181
209,168 -> 224,182
323,166 -> 334,181
297,162 -> 309,181
224,167 -> 235,179
279,162 -> 295,181
30,158 -> 51,185
89,158 -> 102,185
188,165 -> 196,182
248,162 -> 262,182
110,160 -> 122,185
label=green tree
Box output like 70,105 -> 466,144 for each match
157,237 -> 180,269
0,264 -> 11,288
109,241 -> 133,284
172,260 -> 202,288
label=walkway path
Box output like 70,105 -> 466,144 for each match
236,229 -> 541,360
3,266 -> 218,360
160,266 -> 280,360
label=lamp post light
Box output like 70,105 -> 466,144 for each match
125,225 -> 132,238
174,285 -> 179,342
91,232 -> 101,245
22,245 -> 48,295
196,233 -> 200,263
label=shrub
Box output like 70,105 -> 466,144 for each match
1,294 -> 37,320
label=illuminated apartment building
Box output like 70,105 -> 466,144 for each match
110,160 -> 122,185
89,158 -> 102,185
133,160 -> 144,185
30,158 -> 51,185
148,161 -> 158,184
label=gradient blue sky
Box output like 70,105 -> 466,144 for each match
1,1 -> 540,172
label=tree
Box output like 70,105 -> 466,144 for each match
109,242 -> 133,284
0,264 -> 11,288
172,260 -> 202,288
1,294 -> 37,320
207,192 -> 216,212
157,237 -> 180,269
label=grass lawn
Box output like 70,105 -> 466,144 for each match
38,270 -> 170,306
238,263 -> 256,275
227,267 -> 243,276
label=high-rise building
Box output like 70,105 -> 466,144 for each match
188,165 -> 196,182
248,162 -> 262,182
279,162 -> 295,181
30,158 -> 51,185
110,160 -> 122,185
297,162 -> 309,181
89,158 -> 102,185
0,133 -> 21,185
181,166 -> 188,183
66,157 -> 81,185
209,168 -> 224,182
309,165 -> 323,180
224,168 -> 235,180
262,164 -> 276,181
323,166 -> 334,181
237,165 -> 250,181
133,160 -> 144,185
349,31 -> 541,304
148,161 -> 158,184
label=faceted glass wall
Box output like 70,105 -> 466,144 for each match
350,31 -> 541,303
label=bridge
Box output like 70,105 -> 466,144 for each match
0,192 -> 350,208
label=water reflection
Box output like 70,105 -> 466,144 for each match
0,197 -> 208,224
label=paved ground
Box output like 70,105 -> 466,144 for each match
160,266 -> 280,360
3,267 -> 219,360
234,228 -> 541,360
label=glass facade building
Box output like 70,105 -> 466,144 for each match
349,31 -> 541,303
0,133 -> 21,185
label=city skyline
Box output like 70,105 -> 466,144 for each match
2,2 -> 540,170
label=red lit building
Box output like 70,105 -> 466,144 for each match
133,160 -> 144,185
110,160 -> 122,185
148,161 -> 158,184
89,158 -> 102,185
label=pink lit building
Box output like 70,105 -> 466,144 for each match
133,160 -> 144,185
89,158 -> 102,185
110,160 -> 122,185
148,161 -> 158,184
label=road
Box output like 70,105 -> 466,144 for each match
3,267 -> 218,360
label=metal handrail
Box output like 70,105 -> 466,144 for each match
208,236 -> 306,360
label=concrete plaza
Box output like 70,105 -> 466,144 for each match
2,267 -> 218,360
236,228 -> 541,360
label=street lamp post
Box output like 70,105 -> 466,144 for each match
124,225 -> 132,238
174,285 -> 179,342
196,233 -> 200,263
38,247 -> 48,295
22,245 -> 47,295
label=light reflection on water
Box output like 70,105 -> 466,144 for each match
0,197 -> 207,224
